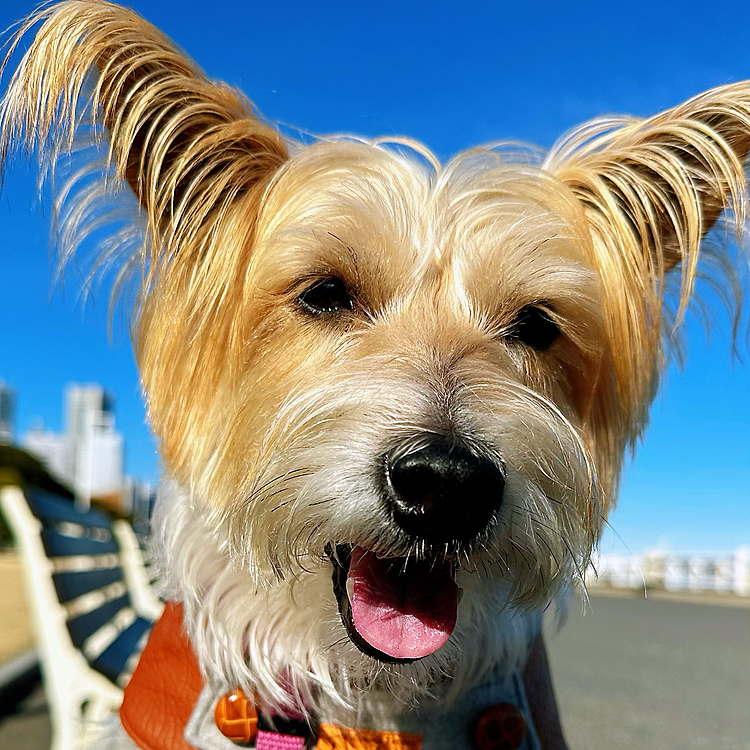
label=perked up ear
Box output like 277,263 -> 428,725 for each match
0,1 -> 289,476
0,0 -> 288,270
544,84 -> 750,436
547,83 -> 750,279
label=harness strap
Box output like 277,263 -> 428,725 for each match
120,604 -> 423,750
120,601 -> 531,750
121,601 -> 203,750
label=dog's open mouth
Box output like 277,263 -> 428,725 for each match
327,544 -> 458,663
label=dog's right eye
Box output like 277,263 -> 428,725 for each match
297,277 -> 354,315
507,305 -> 560,350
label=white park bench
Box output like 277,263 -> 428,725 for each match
1,483 -> 163,750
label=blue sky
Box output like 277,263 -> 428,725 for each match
0,0 -> 748,552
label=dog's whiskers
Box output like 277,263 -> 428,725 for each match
246,467 -> 315,505
270,499 -> 293,513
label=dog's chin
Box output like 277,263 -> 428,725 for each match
326,543 -> 460,665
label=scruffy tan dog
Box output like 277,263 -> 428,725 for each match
2,2 -> 749,749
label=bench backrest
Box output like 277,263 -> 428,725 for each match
23,486 -> 154,686
1,484 -> 161,750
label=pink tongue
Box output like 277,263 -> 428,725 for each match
347,546 -> 458,660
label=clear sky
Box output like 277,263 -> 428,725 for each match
0,0 -> 747,553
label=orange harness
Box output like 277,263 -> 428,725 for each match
121,602 -> 531,750
120,602 -> 204,750
121,603 -> 423,750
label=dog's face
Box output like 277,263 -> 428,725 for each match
178,143 -> 604,659
141,143 -> 607,694
5,0 -> 749,714
169,142 -> 604,589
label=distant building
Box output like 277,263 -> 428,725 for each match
0,382 -> 15,444
22,427 -> 68,479
124,477 -> 157,535
22,384 -> 125,507
65,385 -> 124,505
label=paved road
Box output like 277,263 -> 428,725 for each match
1,593 -> 748,749
0,686 -> 50,750
546,592 -> 750,750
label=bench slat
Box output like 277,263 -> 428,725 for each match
66,593 -> 132,647
51,553 -> 121,572
53,568 -> 125,602
90,617 -> 152,684
65,581 -> 128,618
25,488 -> 113,528
41,528 -> 120,557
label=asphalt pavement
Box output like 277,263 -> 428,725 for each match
546,591 -> 750,750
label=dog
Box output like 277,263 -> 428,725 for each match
2,2 -> 749,748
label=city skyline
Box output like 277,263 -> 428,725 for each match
1,379 -> 153,519
23,383 -> 124,504
0,0 -> 748,553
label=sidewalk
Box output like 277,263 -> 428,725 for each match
586,582 -> 750,608
546,593 -> 750,749
0,550 -> 48,749
0,551 -> 35,664
0,685 -> 50,750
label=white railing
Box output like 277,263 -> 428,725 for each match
586,547 -> 750,596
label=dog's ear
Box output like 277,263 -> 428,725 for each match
0,0 -> 288,257
545,85 -> 750,496
548,84 -> 750,288
0,2 -> 290,478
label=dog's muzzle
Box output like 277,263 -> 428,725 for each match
324,440 -> 504,664
384,440 -> 505,544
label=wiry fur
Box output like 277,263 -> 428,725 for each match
153,481 -> 540,723
2,0 -> 749,729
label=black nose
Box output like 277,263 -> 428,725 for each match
385,441 -> 505,543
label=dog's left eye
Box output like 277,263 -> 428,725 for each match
507,305 -> 560,350
298,277 -> 354,315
